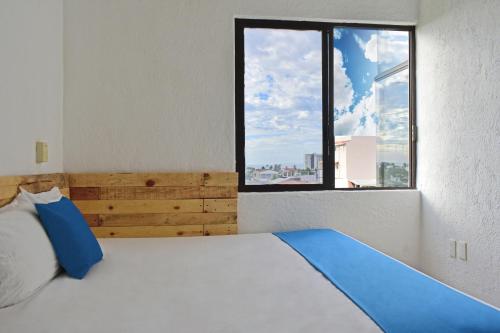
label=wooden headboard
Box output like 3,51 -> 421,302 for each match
69,172 -> 237,238
0,173 -> 69,208
0,172 -> 237,238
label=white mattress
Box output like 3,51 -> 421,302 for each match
0,233 -> 381,333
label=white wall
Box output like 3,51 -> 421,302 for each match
61,0 -> 420,266
62,0 -> 417,172
417,0 -> 500,306
240,190 -> 420,266
0,0 -> 63,175
346,136 -> 376,183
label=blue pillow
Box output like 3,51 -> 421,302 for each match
35,197 -> 103,279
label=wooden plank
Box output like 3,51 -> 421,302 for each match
73,199 -> 204,214
0,173 -> 69,206
203,224 -> 238,236
21,182 -> 59,194
70,187 -> 100,200
68,173 -> 204,187
204,199 -> 237,213
0,173 -> 67,188
60,188 -> 70,198
0,198 -> 13,208
0,186 -> 18,200
83,214 -> 101,227
203,172 -> 238,187
98,212 -> 237,227
91,225 -> 204,238
98,186 -> 201,200
201,186 -> 237,198
0,185 -> 70,200
0,176 -> 23,187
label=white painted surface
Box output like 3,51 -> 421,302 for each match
61,0 -> 421,268
344,136 -> 376,186
0,0 -> 63,176
417,0 -> 500,307
62,0 -> 417,172
239,190 -> 420,267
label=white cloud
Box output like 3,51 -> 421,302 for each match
354,33 -> 378,62
335,84 -> 377,136
334,67 -> 409,137
244,29 -> 322,111
296,111 -> 309,119
334,29 -> 342,40
364,35 -> 378,62
243,29 -> 324,165
376,68 -> 409,146
333,48 -> 354,113
377,31 -> 409,69
354,31 -> 409,66
352,93 -> 377,136
245,127 -> 322,166
270,116 -> 290,131
353,34 -> 365,51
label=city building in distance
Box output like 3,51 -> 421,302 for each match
245,135 -> 408,187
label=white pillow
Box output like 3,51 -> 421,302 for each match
0,185 -> 63,215
0,208 -> 59,308
0,198 -> 18,213
18,186 -> 63,213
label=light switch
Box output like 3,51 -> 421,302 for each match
458,241 -> 467,261
449,239 -> 456,258
36,142 -> 48,163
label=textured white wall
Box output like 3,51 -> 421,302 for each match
417,0 -> 500,307
0,0 -> 63,175
62,0 -> 417,172
240,190 -> 421,266
61,0 -> 421,266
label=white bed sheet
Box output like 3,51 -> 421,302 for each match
0,233 -> 381,333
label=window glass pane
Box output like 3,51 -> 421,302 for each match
376,68 -> 409,187
333,28 -> 410,188
244,28 -> 323,185
376,31 -> 409,73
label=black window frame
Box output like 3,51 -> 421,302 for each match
235,18 -> 416,192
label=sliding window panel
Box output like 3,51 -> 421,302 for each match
243,28 -> 323,186
376,67 -> 410,187
333,28 -> 410,188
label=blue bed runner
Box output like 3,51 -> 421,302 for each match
274,229 -> 500,333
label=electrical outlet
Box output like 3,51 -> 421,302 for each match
458,241 -> 467,261
449,239 -> 456,258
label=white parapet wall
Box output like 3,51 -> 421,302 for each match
239,190 -> 421,268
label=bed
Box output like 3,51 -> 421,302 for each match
0,233 -> 381,333
0,172 -> 498,333
1,173 -> 376,332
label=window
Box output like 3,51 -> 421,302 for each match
235,19 -> 415,192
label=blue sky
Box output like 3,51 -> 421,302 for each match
334,28 -> 377,111
244,27 -> 409,167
